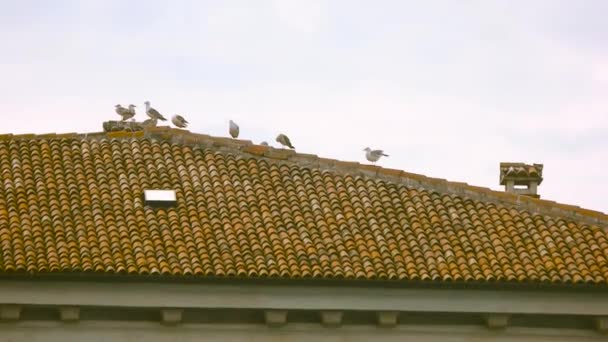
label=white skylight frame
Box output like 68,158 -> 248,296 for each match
143,189 -> 177,207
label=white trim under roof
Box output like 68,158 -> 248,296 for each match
0,281 -> 607,317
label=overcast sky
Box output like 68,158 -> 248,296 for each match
0,1 -> 606,213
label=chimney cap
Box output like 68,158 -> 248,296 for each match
499,162 -> 543,186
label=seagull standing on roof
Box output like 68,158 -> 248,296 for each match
276,134 -> 295,149
125,104 -> 136,121
144,101 -> 167,121
363,147 -> 388,163
229,120 -> 239,138
171,115 -> 188,128
115,104 -> 132,121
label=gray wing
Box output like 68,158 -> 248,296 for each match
148,108 -> 167,121
283,135 -> 294,149
372,149 -> 388,156
229,121 -> 239,137
116,107 -> 131,120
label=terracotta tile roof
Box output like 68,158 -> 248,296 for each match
0,128 -> 607,284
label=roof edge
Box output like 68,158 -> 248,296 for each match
1,128 -> 606,226
1,272 -> 608,292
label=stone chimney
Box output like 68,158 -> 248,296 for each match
499,162 -> 543,198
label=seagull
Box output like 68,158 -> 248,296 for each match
142,118 -> 158,128
125,104 -> 136,121
363,147 -> 388,163
260,141 -> 269,146
144,101 -> 167,121
276,134 -> 294,149
229,120 -> 239,138
171,115 -> 188,128
115,104 -> 131,121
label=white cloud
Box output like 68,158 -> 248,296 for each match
592,62 -> 608,84
272,0 -> 326,33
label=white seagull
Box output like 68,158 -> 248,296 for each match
276,134 -> 295,149
171,115 -> 188,128
144,101 -> 167,121
363,147 -> 389,163
115,104 -> 131,121
125,104 -> 136,121
229,120 -> 239,138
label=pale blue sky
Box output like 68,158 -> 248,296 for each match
0,1 -> 606,213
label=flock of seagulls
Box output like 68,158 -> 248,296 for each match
116,101 -> 188,129
114,102 -> 388,164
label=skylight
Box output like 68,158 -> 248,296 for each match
143,190 -> 177,207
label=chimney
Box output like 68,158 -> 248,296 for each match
499,162 -> 543,198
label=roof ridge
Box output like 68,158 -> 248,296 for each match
1,127 -> 606,226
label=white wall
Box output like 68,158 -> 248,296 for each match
1,280 -> 606,340
2,281 -> 608,316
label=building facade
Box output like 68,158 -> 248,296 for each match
0,127 -> 606,341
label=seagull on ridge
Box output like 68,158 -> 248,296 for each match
144,101 -> 167,121
276,134 -> 295,149
115,104 -> 131,121
229,120 -> 239,138
171,115 -> 188,128
125,104 -> 136,121
363,147 -> 388,163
